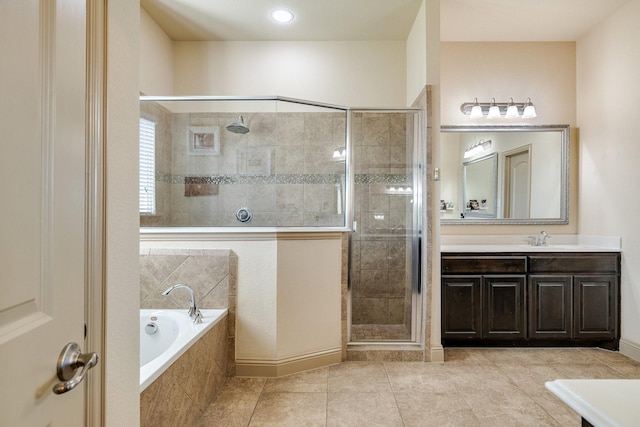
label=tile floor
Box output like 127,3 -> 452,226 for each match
198,348 -> 640,426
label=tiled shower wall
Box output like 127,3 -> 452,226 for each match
350,112 -> 414,326
140,101 -> 347,227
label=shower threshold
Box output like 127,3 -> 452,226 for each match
351,324 -> 411,342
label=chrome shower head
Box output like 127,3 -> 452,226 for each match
226,115 -> 249,134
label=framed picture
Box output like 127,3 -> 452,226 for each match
188,126 -> 220,156
440,200 -> 447,212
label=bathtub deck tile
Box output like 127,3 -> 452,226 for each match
144,374 -> 186,426
176,393 -> 204,427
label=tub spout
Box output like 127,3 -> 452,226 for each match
162,284 -> 203,323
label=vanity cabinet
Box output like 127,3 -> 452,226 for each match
442,252 -> 620,349
529,253 -> 619,342
442,256 -> 526,342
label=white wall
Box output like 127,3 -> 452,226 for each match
406,0 -> 426,105
440,42 -> 578,235
440,42 -> 576,126
140,8 -> 174,95
173,41 -> 407,107
576,0 -> 640,352
106,0 -> 140,425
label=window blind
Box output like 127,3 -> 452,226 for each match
139,117 -> 156,215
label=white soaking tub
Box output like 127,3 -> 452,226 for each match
139,308 -> 227,391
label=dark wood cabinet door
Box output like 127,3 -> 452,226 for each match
483,276 -> 526,339
573,275 -> 618,339
529,275 -> 572,339
441,276 -> 482,339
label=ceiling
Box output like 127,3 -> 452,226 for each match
141,0 -> 632,42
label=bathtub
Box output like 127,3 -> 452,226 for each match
139,308 -> 228,392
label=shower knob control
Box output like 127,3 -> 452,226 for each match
236,207 -> 252,223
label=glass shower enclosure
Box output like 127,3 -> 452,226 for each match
139,96 -> 424,345
348,109 -> 423,343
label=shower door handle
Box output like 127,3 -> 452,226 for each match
53,342 -> 99,394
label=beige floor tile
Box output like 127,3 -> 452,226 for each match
530,390 -> 583,426
327,392 -> 404,427
495,363 -> 567,394
199,391 -> 260,427
475,411 -> 561,427
459,382 -> 542,419
527,348 -> 603,364
443,348 -> 493,364
445,364 -> 515,392
263,368 -> 328,393
328,362 -> 391,392
224,377 -> 268,393
607,361 -> 640,378
554,363 -> 627,379
194,347 -> 640,426
249,392 -> 327,427
384,362 -> 457,393
584,348 -> 632,363
394,392 -> 480,427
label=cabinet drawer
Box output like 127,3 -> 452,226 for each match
529,253 -> 620,274
442,256 -> 527,274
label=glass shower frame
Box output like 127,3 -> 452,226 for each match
139,95 -> 352,229
347,108 -> 424,344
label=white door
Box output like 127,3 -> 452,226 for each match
0,1 -> 92,425
504,149 -> 531,219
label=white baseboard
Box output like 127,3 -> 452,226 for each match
430,345 -> 445,362
236,348 -> 342,377
619,338 -> 640,362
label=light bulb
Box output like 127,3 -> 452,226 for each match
522,98 -> 537,118
487,98 -> 500,119
506,98 -> 519,118
469,98 -> 483,118
270,9 -> 294,23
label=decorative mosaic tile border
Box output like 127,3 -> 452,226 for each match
158,173 -> 412,185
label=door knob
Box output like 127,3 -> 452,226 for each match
53,342 -> 99,395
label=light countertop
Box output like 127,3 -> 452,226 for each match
546,379 -> 640,427
441,244 -> 619,253
441,235 -> 621,253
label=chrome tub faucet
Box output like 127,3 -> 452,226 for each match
162,284 -> 203,323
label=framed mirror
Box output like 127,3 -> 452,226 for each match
440,125 -> 569,225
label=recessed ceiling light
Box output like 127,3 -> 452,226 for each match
270,8 -> 295,24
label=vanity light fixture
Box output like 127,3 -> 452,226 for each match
270,8 -> 295,24
464,139 -> 492,159
461,98 -> 538,119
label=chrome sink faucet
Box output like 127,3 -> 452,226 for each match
162,284 -> 203,323
530,230 -> 551,246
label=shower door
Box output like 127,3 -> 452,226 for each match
349,110 -> 423,343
